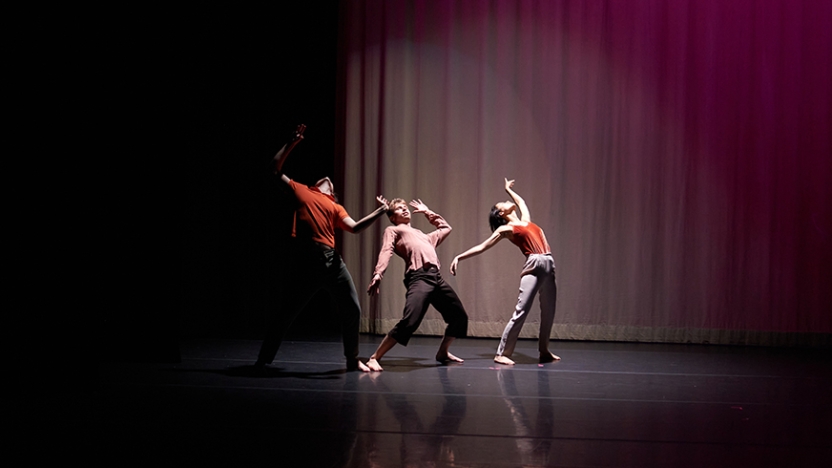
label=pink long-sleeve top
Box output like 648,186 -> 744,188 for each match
372,210 -> 451,278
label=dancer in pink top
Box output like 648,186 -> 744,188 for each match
366,198 -> 469,371
451,179 -> 560,366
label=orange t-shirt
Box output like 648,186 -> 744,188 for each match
289,180 -> 349,248
509,222 -> 551,256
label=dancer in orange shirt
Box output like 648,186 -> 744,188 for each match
255,125 -> 389,372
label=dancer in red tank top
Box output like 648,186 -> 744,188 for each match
451,179 -> 560,365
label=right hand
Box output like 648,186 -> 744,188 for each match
449,257 -> 460,276
367,274 -> 382,295
292,124 -> 307,142
504,178 -> 515,191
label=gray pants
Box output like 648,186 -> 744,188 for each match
496,254 -> 557,357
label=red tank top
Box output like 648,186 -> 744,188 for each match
509,222 -> 551,255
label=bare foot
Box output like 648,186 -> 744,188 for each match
436,352 -> 464,364
366,358 -> 384,372
347,360 -> 371,372
494,355 -> 515,365
539,352 -> 561,363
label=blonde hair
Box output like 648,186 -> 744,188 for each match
386,198 -> 407,221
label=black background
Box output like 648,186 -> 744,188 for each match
101,5 -> 344,361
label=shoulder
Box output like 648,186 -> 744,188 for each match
334,202 -> 349,216
289,180 -> 311,195
496,225 -> 514,236
383,224 -> 401,236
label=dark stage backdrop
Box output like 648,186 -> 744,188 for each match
338,0 -> 831,346
174,6 -> 344,341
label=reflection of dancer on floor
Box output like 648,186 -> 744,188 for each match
254,124 -> 388,372
451,179 -> 560,366
368,367 -> 467,466
366,199 -> 469,371
496,369 -> 556,465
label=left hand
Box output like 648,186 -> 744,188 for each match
504,178 -> 515,191
293,124 -> 306,140
410,199 -> 428,213
376,195 -> 389,211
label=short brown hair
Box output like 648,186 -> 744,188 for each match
386,198 -> 407,220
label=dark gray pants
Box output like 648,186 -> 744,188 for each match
388,266 -> 469,346
257,246 -> 361,366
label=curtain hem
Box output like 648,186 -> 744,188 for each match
362,319 -> 832,348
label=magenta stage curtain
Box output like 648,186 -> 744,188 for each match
337,0 -> 831,346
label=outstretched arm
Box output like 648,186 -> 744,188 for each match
449,226 -> 511,275
273,124 -> 307,184
505,178 -> 530,222
342,195 -> 390,234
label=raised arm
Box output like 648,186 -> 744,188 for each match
342,195 -> 390,234
449,226 -> 512,275
273,124 -> 306,184
505,178 -> 530,222
410,199 -> 452,243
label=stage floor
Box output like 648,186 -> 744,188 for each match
93,336 -> 831,467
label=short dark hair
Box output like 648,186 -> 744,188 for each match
489,205 -> 508,232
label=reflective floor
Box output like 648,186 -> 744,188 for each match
93,337 -> 832,467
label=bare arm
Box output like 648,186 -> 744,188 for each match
273,124 -> 307,184
341,195 -> 389,234
505,178 -> 531,222
449,226 -> 512,275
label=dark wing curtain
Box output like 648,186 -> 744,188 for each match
337,0 -> 831,346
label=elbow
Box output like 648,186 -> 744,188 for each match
351,222 -> 371,234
